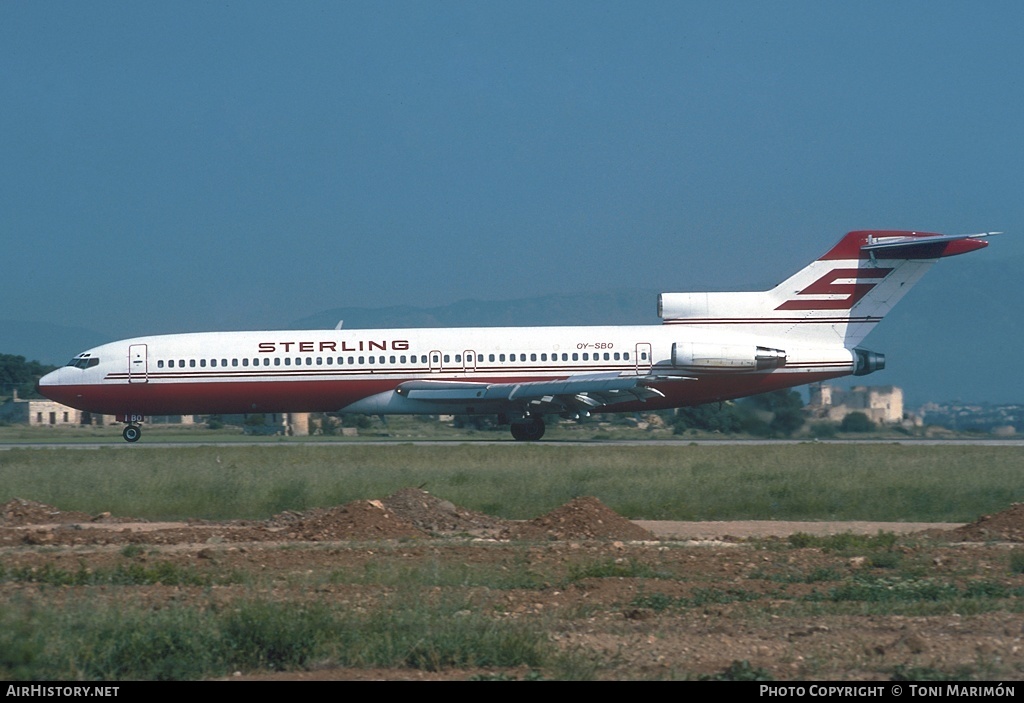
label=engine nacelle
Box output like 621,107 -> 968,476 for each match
853,348 -> 885,376
671,342 -> 787,372
658,291 -> 767,321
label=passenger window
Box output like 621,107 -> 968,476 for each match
158,360 -> 164,368
443,355 -> 450,363
233,359 -> 238,367
285,358 -> 291,366
604,353 -> 610,361
178,360 -> 185,368
190,360 -> 196,368
242,358 -> 249,367
530,353 -> 537,361
274,358 -> 281,366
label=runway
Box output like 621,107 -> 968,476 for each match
3,438 -> 1024,450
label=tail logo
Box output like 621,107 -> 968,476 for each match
776,268 -> 892,311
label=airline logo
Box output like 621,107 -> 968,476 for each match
775,268 -> 892,311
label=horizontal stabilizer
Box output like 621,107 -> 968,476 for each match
861,231 -> 1001,258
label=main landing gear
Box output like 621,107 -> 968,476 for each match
510,416 -> 545,442
122,424 -> 142,443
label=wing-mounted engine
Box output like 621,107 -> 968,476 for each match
671,342 -> 786,373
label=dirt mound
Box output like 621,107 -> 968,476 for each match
0,498 -> 95,526
949,503 -> 1024,542
500,496 -> 656,541
0,491 -> 657,545
267,499 -> 426,541
381,488 -> 511,536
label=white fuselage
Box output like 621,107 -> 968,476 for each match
39,323 -> 854,419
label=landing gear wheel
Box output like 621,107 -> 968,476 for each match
122,425 -> 141,443
510,417 -> 545,441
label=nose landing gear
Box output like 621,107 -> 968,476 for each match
122,424 -> 142,443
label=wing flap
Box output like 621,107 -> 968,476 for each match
395,372 -> 671,411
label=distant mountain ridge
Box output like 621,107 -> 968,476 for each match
290,289 -> 661,330
4,256 -> 1019,406
290,259 -> 1022,406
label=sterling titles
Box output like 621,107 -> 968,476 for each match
258,340 -> 410,354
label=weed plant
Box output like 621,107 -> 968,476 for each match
0,596 -> 555,680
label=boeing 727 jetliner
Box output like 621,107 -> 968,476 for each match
39,230 -> 1001,442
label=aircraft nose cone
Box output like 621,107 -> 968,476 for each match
36,368 -> 67,402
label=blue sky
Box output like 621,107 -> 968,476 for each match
3,1 -> 1022,339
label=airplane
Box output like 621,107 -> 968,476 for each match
38,229 -> 1002,442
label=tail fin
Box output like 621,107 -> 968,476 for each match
659,230 -> 999,347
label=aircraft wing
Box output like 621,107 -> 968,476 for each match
394,372 -> 672,415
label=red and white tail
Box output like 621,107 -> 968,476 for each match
659,230 -> 999,347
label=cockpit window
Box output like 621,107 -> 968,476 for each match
66,356 -> 99,369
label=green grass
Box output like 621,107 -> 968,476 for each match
2,444 -> 1023,522
0,597 -> 555,680
0,561 -> 243,587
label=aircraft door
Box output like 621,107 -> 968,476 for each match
128,344 -> 148,384
634,343 -> 652,376
463,350 -> 477,373
429,350 -> 442,373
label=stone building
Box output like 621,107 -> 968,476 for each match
806,384 -> 912,425
0,391 -> 191,428
0,390 -> 101,426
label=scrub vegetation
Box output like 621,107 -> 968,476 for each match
4,443 -> 1024,680
5,533 -> 1024,680
1,443 -> 1022,522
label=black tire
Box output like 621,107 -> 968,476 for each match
510,417 -> 545,441
123,425 -> 141,443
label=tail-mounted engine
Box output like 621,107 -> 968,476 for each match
671,342 -> 787,372
853,348 -> 885,376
